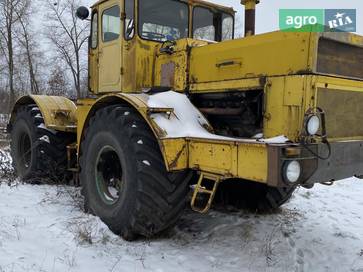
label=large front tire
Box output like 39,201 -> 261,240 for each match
80,106 -> 191,240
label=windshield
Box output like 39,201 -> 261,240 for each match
193,6 -> 234,42
138,0 -> 189,42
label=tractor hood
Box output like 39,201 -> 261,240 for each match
188,31 -> 363,91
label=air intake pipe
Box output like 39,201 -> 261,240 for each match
241,0 -> 259,36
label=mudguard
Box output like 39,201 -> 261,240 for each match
9,95 -> 77,132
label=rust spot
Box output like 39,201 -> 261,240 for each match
161,62 -> 175,87
169,144 -> 186,169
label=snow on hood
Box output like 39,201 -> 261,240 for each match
145,91 -> 217,139
258,135 -> 290,144
135,91 -> 290,144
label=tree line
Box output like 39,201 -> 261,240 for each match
0,0 -> 89,113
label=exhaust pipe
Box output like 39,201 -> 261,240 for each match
241,0 -> 259,36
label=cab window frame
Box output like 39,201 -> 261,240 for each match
222,12 -> 235,41
137,0 -> 190,43
192,5 -> 235,42
192,6 -> 216,41
101,4 -> 121,43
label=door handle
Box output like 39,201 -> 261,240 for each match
216,60 -> 242,68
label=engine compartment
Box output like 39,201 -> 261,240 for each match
191,90 -> 264,138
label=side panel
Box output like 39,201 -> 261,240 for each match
263,76 -> 307,141
154,51 -> 187,91
153,39 -> 208,91
189,140 -> 237,176
189,32 -> 312,87
161,137 -> 269,183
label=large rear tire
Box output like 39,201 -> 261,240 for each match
215,179 -> 296,212
10,105 -> 74,183
80,105 -> 191,240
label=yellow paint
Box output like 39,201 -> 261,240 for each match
241,0 -> 259,10
190,32 -> 312,87
263,76 -> 305,141
161,137 -> 268,183
237,143 -> 267,183
10,95 -> 77,132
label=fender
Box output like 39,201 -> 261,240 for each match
9,95 -> 77,133
77,92 -> 181,171
77,92 -> 172,144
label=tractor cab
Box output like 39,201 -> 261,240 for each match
77,0 -> 235,94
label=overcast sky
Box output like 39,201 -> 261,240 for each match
217,0 -> 363,35
84,0 -> 363,35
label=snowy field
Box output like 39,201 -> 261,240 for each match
0,148 -> 363,272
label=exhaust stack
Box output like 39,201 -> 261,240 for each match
241,0 -> 259,36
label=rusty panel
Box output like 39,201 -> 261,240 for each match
318,88 -> 363,138
155,49 -> 188,91
160,62 -> 175,87
317,38 -> 363,80
160,138 -> 188,171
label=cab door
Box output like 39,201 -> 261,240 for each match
98,1 -> 122,93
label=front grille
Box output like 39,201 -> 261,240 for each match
317,38 -> 363,80
317,88 -> 363,138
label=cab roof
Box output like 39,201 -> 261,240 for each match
91,0 -> 235,15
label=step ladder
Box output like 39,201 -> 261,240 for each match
191,173 -> 221,213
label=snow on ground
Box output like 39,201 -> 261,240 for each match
0,153 -> 363,271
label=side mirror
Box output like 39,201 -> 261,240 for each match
76,6 -> 90,20
125,19 -> 135,39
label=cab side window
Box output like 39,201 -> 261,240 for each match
193,7 -> 215,41
124,0 -> 135,40
102,5 -> 121,42
91,12 -> 98,48
222,13 -> 234,41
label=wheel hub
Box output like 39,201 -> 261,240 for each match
95,146 -> 123,205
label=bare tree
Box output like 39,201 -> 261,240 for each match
16,5 -> 40,94
45,0 -> 89,98
47,66 -> 69,96
234,17 -> 244,38
0,0 -> 29,110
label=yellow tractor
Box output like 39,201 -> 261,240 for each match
7,0 -> 363,240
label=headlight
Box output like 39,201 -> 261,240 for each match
283,160 -> 301,184
306,115 -> 320,136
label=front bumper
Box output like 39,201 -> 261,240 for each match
268,140 -> 363,187
161,137 -> 363,188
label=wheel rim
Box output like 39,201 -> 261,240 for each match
19,131 -> 32,170
95,146 -> 123,205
